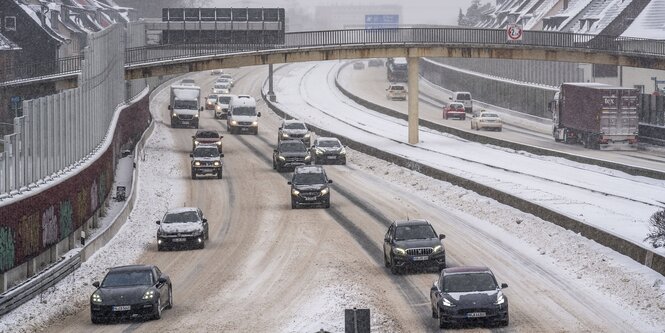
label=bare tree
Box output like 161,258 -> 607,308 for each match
645,208 -> 665,248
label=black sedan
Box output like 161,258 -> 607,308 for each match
383,219 -> 446,274
430,266 -> 509,329
310,137 -> 346,165
90,264 -> 172,323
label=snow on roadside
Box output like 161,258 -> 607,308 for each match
0,117 -> 183,333
344,148 -> 665,331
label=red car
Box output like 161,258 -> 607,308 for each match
443,102 -> 466,120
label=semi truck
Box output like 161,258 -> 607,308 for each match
550,83 -> 640,150
168,84 -> 203,128
386,57 -> 408,83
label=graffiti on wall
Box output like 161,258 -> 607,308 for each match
59,200 -> 73,241
42,205 -> 59,247
90,181 -> 98,213
17,213 -> 40,260
76,187 -> 89,227
0,227 -> 15,272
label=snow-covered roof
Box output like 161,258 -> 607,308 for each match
0,32 -> 20,51
16,2 -> 67,43
621,0 -> 665,39
571,0 -> 635,34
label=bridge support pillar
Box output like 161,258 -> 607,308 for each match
407,57 -> 419,144
268,64 -> 276,102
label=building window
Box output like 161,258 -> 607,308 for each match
4,16 -> 16,31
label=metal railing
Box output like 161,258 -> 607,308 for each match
2,27 -> 665,83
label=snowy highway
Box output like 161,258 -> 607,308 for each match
3,64 -> 665,333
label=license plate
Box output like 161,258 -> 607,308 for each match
304,197 -> 317,201
467,312 -> 486,318
172,238 -> 186,242
113,305 -> 131,311
181,121 -> 189,124
413,256 -> 429,261
200,168 -> 213,173
326,156 -> 337,159
241,127 -> 249,131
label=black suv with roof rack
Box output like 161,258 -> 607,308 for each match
287,165 -> 332,209
382,219 -> 446,274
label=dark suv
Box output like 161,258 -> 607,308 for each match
190,145 -> 224,179
288,165 -> 332,209
278,119 -> 312,146
430,266 -> 509,329
272,139 -> 311,172
382,219 -> 446,274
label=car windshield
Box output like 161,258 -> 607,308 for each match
394,224 -> 436,240
280,141 -> 306,152
196,131 -> 219,139
285,122 -> 307,130
293,172 -> 326,184
174,100 -> 198,110
207,95 -> 217,102
457,93 -> 471,100
450,104 -> 464,110
232,106 -> 256,116
193,148 -> 219,158
318,140 -> 341,148
390,86 -> 404,91
444,273 -> 498,292
215,84 -> 229,89
219,96 -> 232,104
102,270 -> 153,287
163,211 -> 200,223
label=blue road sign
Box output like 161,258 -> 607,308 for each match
365,15 -> 399,29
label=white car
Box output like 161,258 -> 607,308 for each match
212,82 -> 231,94
386,83 -> 407,101
214,94 -> 234,119
219,73 -> 234,87
471,111 -> 502,131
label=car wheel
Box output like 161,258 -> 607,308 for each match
291,198 -> 297,209
191,172 -> 196,180
431,304 -> 438,319
217,170 -> 223,179
501,312 -> 509,327
383,250 -> 390,268
153,298 -> 162,320
325,201 -> 330,209
157,243 -> 164,251
165,286 -> 173,309
390,255 -> 399,275
438,308 -> 448,329
91,314 -> 104,324
438,262 -> 446,271
199,241 -> 205,250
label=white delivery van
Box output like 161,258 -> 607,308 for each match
227,95 -> 261,134
449,91 -> 473,113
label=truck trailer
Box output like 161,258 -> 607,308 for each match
550,83 -> 639,150
168,84 -> 202,128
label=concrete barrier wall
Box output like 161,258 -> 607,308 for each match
260,65 -> 665,277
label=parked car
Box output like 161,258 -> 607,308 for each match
288,165 -> 332,209
449,91 -> 473,113
278,119 -> 312,146
204,94 -> 218,110
386,83 -> 407,101
443,102 -> 467,120
214,94 -> 234,119
382,219 -> 446,274
471,111 -> 503,131
192,129 -> 223,153
368,58 -> 384,67
156,207 -> 209,250
190,145 -> 224,179
430,266 -> 509,329
310,137 -> 346,165
353,61 -> 365,70
90,264 -> 172,323
212,82 -> 231,94
272,139 -> 311,172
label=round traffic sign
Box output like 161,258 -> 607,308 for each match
506,24 -> 523,41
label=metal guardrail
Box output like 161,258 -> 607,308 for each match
0,254 -> 81,316
2,27 -> 665,82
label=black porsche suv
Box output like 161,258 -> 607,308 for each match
382,219 -> 446,274
272,139 -> 311,172
288,165 -> 332,209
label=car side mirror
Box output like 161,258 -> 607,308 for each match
328,180 -> 333,184
439,234 -> 446,240
501,283 -> 508,289
257,112 -> 262,117
92,281 -> 100,288
273,149 -> 278,153
158,277 -> 167,284
167,105 -> 172,111
192,135 -> 196,139
220,153 -> 224,158
431,280 -> 438,291
199,107 -> 204,111
202,218 -> 207,223
156,220 -> 161,225
189,153 -> 193,157
287,181 -> 292,185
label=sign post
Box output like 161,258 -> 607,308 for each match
506,24 -> 523,42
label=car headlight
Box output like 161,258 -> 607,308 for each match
142,290 -> 155,300
433,245 -> 443,253
213,161 -> 220,166
91,291 -> 102,303
194,140 -> 200,145
442,297 -> 455,307
291,189 -> 300,196
495,291 -> 505,305
231,120 -> 238,125
172,112 -> 177,118
251,121 -> 258,126
304,133 -> 310,138
278,156 -> 285,161
393,247 -> 406,255
281,133 -> 290,138
315,148 -> 323,155
320,188 -> 329,195
216,105 -> 221,110
304,155 -> 311,161
340,147 -> 347,155
194,161 -> 201,166
194,114 -> 199,118
215,140 -> 222,145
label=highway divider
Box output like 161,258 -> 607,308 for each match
261,64 -> 665,278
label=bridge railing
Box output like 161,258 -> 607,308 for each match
0,55 -> 82,84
